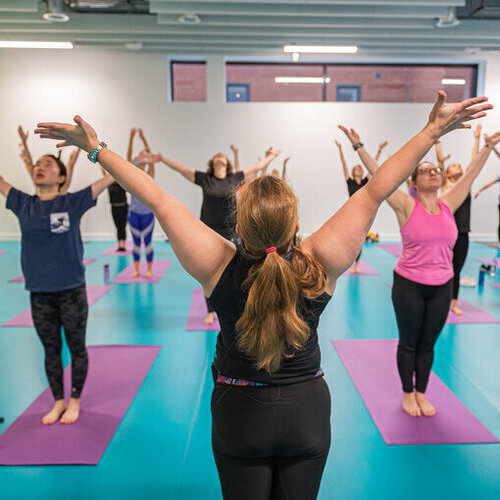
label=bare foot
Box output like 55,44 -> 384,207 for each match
42,400 -> 67,425
415,392 -> 436,417
131,271 -> 140,278
402,392 -> 422,417
451,301 -> 464,315
60,398 -> 81,424
144,270 -> 152,278
204,312 -> 215,325
350,264 -> 361,274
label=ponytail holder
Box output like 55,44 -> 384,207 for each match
266,247 -> 277,254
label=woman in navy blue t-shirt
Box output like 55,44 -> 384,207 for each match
0,152 -> 115,425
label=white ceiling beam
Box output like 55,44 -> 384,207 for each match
150,1 -> 449,18
151,0 -> 465,6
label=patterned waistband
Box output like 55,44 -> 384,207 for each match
216,369 -> 324,387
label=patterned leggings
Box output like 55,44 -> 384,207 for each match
128,210 -> 155,263
30,284 -> 89,401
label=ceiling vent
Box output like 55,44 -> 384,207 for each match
178,13 -> 201,25
436,7 -> 461,27
43,0 -> 70,22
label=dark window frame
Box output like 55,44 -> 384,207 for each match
226,82 -> 251,102
224,61 -> 478,103
170,59 -> 207,102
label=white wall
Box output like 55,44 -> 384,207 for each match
1,49 -> 499,241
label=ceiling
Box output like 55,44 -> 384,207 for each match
1,0 -> 500,57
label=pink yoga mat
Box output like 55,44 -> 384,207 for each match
8,259 -> 96,283
187,288 -> 220,331
332,339 -> 499,445
0,345 -> 160,465
100,242 -> 133,256
343,260 -> 380,276
376,243 -> 403,258
0,251 -> 7,256
112,260 -> 171,284
493,284 -> 500,290
2,285 -> 113,328
446,299 -> 500,325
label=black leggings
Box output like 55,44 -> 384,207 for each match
211,377 -> 331,500
452,232 -> 469,300
30,284 -> 89,401
111,203 -> 128,242
391,272 -> 452,393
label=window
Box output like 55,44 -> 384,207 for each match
227,83 -> 250,102
225,63 -> 477,103
170,61 -> 207,102
336,85 -> 361,102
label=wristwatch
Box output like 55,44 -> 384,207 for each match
353,142 -> 364,151
87,141 -> 107,163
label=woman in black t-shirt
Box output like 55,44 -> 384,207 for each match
36,95 -> 489,498
158,149 -> 280,324
334,135 -> 371,274
438,125 -> 482,316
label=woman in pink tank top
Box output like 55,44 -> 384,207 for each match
340,125 -> 500,418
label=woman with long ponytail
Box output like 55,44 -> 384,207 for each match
35,91 -> 491,498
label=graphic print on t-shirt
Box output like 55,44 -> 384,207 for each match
50,212 -> 70,233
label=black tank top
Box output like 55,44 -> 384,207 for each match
210,251 -> 332,385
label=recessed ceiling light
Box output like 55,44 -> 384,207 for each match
125,42 -> 143,51
178,13 -> 201,25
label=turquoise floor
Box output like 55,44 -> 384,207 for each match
0,240 -> 499,500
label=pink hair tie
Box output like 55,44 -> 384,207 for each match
266,247 -> 277,254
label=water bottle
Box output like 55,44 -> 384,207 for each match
490,258 -> 497,277
478,264 -> 490,287
104,264 -> 110,283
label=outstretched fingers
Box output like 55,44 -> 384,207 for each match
460,96 -> 489,111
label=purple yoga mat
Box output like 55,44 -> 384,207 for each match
0,345 -> 160,465
332,339 -> 499,445
343,259 -> 380,276
8,259 -> 96,283
112,260 -> 171,284
376,243 -> 403,258
100,242 -> 133,256
446,299 -> 500,325
186,288 -> 220,331
2,285 -> 113,328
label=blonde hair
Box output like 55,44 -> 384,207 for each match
236,176 -> 326,373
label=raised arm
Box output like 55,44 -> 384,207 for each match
471,124 -> 482,161
303,92 -> 492,282
334,140 -> 350,181
474,177 -> 500,199
230,144 -> 240,172
35,116 -> 235,294
18,126 -> 34,179
126,128 -> 136,162
441,132 -> 500,212
374,141 -> 388,163
60,148 -> 80,194
243,149 -> 281,182
282,156 -> 290,180
339,125 -> 412,220
434,141 -> 449,172
0,175 -> 12,198
159,155 -> 195,183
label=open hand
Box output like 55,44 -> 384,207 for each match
338,125 -> 360,145
136,149 -> 161,165
426,91 -> 492,138
378,141 -> 388,151
230,144 -> 238,154
484,131 -> 500,148
18,125 -> 29,143
35,115 -> 99,153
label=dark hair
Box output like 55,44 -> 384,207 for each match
43,154 -> 67,190
207,153 -> 233,176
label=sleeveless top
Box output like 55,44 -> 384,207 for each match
395,198 -> 458,286
209,251 -> 332,385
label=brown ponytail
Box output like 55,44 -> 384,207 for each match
235,176 -> 326,373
